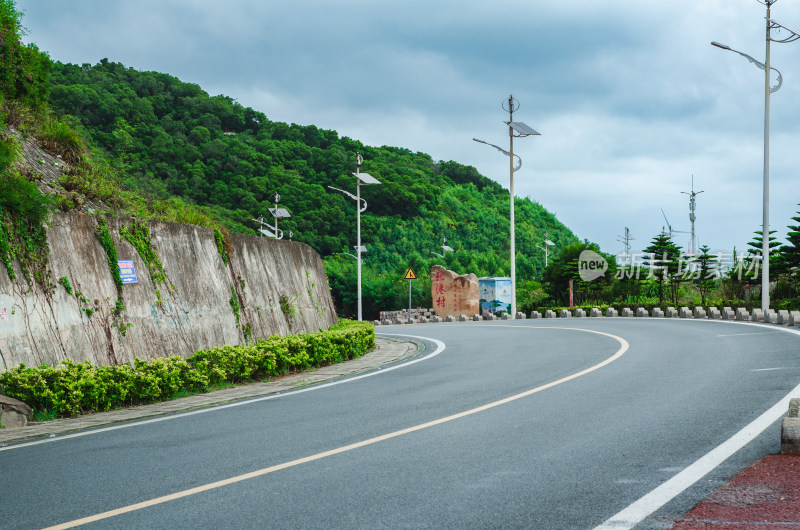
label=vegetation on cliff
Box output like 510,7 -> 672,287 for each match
44,59 -> 579,317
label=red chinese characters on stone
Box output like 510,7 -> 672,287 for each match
429,265 -> 479,318
432,272 -> 448,307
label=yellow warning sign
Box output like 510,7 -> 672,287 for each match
403,268 -> 417,280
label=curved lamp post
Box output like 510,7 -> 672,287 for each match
431,237 -> 454,259
711,0 -> 799,311
536,233 -> 555,267
253,191 -> 290,239
473,94 -> 540,318
343,245 -> 366,261
327,153 -> 381,321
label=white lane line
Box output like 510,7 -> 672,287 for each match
42,327 -> 629,530
717,332 -> 774,337
750,367 -> 788,372
0,334 -> 444,453
595,325 -> 800,530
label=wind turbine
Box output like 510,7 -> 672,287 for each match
661,209 -> 690,241
681,175 -> 704,254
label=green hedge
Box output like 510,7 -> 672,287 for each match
0,319 -> 374,419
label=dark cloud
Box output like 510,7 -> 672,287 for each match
19,0 -> 800,255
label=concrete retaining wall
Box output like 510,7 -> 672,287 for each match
0,213 -> 337,370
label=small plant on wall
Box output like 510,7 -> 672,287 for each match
120,218 -> 174,308
93,215 -> 130,336
279,294 -> 298,320
214,227 -> 231,266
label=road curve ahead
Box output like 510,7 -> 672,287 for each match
1,318 -> 799,529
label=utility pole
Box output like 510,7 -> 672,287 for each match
617,227 -> 635,260
681,175 -> 704,254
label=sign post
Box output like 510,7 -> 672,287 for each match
404,268 -> 417,323
569,279 -> 574,310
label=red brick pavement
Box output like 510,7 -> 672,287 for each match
673,454 -> 800,529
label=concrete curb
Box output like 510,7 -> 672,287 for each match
0,337 -> 418,446
783,398 -> 800,454
374,307 -> 800,328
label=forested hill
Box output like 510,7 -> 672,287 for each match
47,59 -> 579,317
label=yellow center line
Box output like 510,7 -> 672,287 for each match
44,327 -> 629,530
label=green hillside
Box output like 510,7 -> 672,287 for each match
0,0 -> 581,320
45,60 -> 578,318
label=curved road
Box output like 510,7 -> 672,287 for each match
1,318 -> 800,529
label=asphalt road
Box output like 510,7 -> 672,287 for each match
2,318 -> 800,529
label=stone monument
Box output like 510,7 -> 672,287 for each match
430,265 -> 479,319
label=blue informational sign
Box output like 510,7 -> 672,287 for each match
118,259 -> 138,285
479,277 -> 512,316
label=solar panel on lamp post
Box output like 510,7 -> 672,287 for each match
253,192 -> 290,240
431,237 -> 454,259
344,245 -> 366,261
473,94 -> 540,319
268,192 -> 291,239
327,152 -> 381,321
536,233 -> 555,267
711,1 -> 798,311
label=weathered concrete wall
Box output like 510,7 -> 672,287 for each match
0,213 -> 337,370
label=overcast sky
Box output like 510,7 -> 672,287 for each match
20,0 -> 800,259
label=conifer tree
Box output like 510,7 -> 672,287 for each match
781,206 -> 800,277
643,232 -> 683,306
696,244 -> 717,306
747,230 -> 783,277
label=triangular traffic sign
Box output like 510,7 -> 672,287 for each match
404,268 -> 417,280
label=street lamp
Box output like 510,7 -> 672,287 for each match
343,245 -> 366,260
431,237 -> 454,259
327,153 -> 381,321
253,191 -> 290,239
473,94 -> 540,318
711,1 -> 799,311
536,233 -> 555,267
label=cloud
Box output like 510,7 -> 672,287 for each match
19,0 -> 800,256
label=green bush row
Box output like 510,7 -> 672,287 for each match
0,320 -> 374,419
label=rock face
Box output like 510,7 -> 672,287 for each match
430,266 -> 479,319
0,213 -> 338,371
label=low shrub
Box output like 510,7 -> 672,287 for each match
0,319 -> 373,420
39,115 -> 87,165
